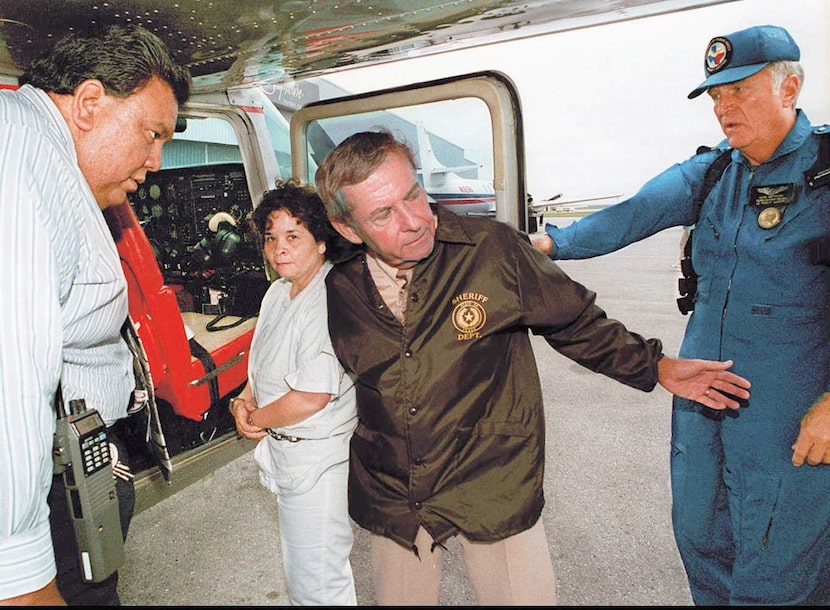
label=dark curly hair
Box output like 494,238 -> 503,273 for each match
252,179 -> 359,263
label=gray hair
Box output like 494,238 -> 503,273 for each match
766,60 -> 804,105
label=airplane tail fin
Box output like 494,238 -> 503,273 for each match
416,120 -> 442,190
416,120 -> 480,190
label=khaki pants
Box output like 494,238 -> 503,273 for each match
370,519 -> 556,605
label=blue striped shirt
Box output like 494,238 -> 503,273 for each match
0,85 -> 133,599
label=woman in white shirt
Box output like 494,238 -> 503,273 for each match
229,180 -> 358,605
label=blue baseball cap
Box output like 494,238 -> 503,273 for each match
688,25 -> 800,99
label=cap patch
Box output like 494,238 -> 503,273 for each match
705,37 -> 732,74
688,25 -> 800,99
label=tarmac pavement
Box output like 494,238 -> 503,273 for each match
119,220 -> 694,606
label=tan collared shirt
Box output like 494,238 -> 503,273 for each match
366,253 -> 412,323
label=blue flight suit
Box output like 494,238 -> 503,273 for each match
544,110 -> 830,605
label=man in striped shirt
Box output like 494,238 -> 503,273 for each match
0,26 -> 190,605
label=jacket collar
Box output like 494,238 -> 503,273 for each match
339,205 -> 479,278
764,109 -> 812,163
433,205 -> 478,247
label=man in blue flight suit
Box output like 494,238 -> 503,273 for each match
532,25 -> 830,605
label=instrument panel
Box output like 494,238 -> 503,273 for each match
128,162 -> 269,317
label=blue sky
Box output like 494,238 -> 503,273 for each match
327,0 -> 829,201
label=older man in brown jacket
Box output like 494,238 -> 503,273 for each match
315,129 -> 751,606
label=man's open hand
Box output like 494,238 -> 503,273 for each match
658,356 -> 751,410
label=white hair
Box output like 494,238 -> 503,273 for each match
767,60 -> 804,105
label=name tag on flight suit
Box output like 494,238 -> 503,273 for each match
749,183 -> 797,229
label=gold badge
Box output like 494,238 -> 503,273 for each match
451,293 -> 489,341
757,206 -> 782,229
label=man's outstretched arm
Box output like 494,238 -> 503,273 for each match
657,356 -> 751,410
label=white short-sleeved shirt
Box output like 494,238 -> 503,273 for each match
249,260 -> 357,496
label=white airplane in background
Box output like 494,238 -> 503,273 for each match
415,120 -> 496,217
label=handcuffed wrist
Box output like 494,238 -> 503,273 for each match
229,396 -> 247,414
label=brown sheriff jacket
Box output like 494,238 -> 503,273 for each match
326,206 -> 662,552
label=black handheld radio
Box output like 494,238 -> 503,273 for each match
52,396 -> 125,583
